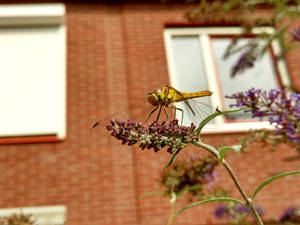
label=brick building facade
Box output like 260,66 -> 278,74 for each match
0,1 -> 299,225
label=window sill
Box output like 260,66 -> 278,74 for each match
0,135 -> 63,145
202,121 -> 273,134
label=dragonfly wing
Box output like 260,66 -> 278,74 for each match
183,98 -> 196,116
179,98 -> 217,126
90,97 -> 154,135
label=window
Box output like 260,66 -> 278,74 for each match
0,4 -> 66,142
164,27 -> 290,133
0,205 -> 66,225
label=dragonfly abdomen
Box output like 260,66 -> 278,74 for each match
173,90 -> 213,102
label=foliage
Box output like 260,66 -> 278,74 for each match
214,203 -> 265,225
240,129 -> 300,153
106,1 -> 300,219
107,1 -> 300,224
107,102 -> 300,225
183,0 -> 300,77
279,207 -> 300,223
160,155 -> 228,200
106,83 -> 300,225
213,204 -> 300,225
0,213 -> 36,225
226,88 -> 300,151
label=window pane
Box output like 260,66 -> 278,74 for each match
0,26 -> 66,138
212,38 -> 279,119
171,36 -> 214,125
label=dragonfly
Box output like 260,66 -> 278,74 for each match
146,85 -> 213,125
92,85 -> 213,130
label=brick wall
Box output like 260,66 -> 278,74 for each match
0,1 -> 299,225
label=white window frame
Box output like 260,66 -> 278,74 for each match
0,4 -> 66,139
0,205 -> 66,225
164,27 -> 291,133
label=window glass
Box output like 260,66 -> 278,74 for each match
171,36 -> 214,125
171,36 -> 209,92
212,38 -> 279,119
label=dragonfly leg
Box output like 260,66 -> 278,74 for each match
168,104 -> 184,125
215,106 -> 222,113
146,106 -> 159,123
150,105 -> 162,126
163,106 -> 168,120
175,107 -> 184,126
91,121 -> 99,129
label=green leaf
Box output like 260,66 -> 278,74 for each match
219,145 -> 241,162
223,0 -> 239,12
165,148 -> 182,168
261,27 -> 287,56
275,10 -> 287,23
195,107 -> 249,136
252,171 -> 300,200
140,191 -> 166,199
178,184 -> 202,195
176,197 -> 246,215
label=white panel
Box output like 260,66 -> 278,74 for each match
0,4 -> 66,139
0,205 -> 66,225
0,4 -> 65,26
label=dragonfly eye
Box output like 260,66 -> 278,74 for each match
147,92 -> 159,106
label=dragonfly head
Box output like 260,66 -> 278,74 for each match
147,89 -> 160,106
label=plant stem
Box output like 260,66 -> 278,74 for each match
166,202 -> 175,225
167,193 -> 176,225
194,141 -> 264,225
222,160 -> 264,225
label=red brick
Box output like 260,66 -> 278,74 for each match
0,2 -> 299,225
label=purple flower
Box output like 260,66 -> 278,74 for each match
290,26 -> 300,41
226,89 -> 300,144
235,204 -> 251,214
269,89 -> 281,100
231,42 -> 259,77
255,206 -> 265,217
234,204 -> 264,216
106,119 -> 199,154
214,204 -> 265,221
294,99 -> 300,119
286,124 -> 296,135
190,154 -> 200,160
279,207 -> 300,223
214,204 -> 228,218
161,155 -> 220,198
204,172 -> 213,182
